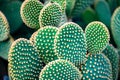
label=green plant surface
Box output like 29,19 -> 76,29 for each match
111,7 -> 120,48
0,11 -> 9,42
54,22 -> 87,66
39,59 -> 82,80
21,0 -> 43,29
81,53 -> 113,80
95,0 -> 111,28
0,0 -> 22,34
34,26 -> 58,64
85,21 -> 110,54
0,36 -> 14,60
103,44 -> 119,80
39,2 -> 62,27
8,38 -> 44,80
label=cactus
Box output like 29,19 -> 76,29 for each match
103,44 -> 119,80
72,0 -> 94,18
29,31 -> 37,44
81,53 -> 113,80
0,0 -> 22,34
50,0 -> 66,13
85,21 -> 110,54
39,59 -> 82,80
111,7 -> 120,48
0,11 -> 9,42
0,36 -> 14,60
8,38 -> 44,80
20,0 -> 43,29
54,22 -> 87,66
39,2 -> 62,27
34,26 -> 58,64
94,0 -> 111,28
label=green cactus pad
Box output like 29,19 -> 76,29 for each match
34,26 -> 58,64
0,36 -> 14,60
81,53 -> 112,80
21,0 -> 43,29
8,38 -> 44,80
95,0 -> 111,28
0,11 -> 9,42
50,0 -> 66,13
72,0 -> 94,18
39,59 -> 82,80
103,44 -> 119,80
54,22 -> 87,66
85,21 -> 110,54
111,7 -> 120,48
39,2 -> 62,27
0,1 -> 22,34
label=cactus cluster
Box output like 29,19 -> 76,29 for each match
0,0 -> 120,80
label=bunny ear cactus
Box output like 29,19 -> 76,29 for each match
39,2 -> 62,27
21,0 -> 43,29
85,21 -> 110,54
81,53 -> 113,80
39,59 -> 82,80
111,7 -> 120,48
34,26 -> 58,64
54,22 -> 87,67
103,44 -> 119,80
0,0 -> 22,34
0,11 -> 9,42
8,38 -> 44,80
94,0 -> 111,28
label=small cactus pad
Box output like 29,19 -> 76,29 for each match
0,36 -> 14,60
72,0 -> 94,17
85,21 -> 110,54
39,2 -> 62,27
81,53 -> 113,80
21,0 -> 43,29
111,7 -> 120,48
50,0 -> 66,13
103,44 -> 119,80
0,11 -> 9,41
39,59 -> 82,80
34,26 -> 58,64
54,22 -> 87,66
8,38 -> 44,80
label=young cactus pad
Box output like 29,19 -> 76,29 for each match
8,38 -> 44,80
85,21 -> 110,54
39,2 -> 62,27
111,7 -> 120,48
0,11 -> 9,42
81,53 -> 113,80
21,0 -> 43,29
103,44 -> 119,80
39,59 -> 82,80
34,26 -> 58,64
54,22 -> 87,66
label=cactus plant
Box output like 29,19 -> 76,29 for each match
39,2 -> 62,27
8,38 -> 44,80
54,22 -> 87,66
103,44 -> 119,80
0,11 -> 9,42
39,59 -> 82,80
94,0 -> 111,28
0,36 -> 14,60
111,7 -> 120,48
81,53 -> 113,80
85,21 -> 110,54
0,0 -> 22,34
34,26 -> 58,64
21,0 -> 43,29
